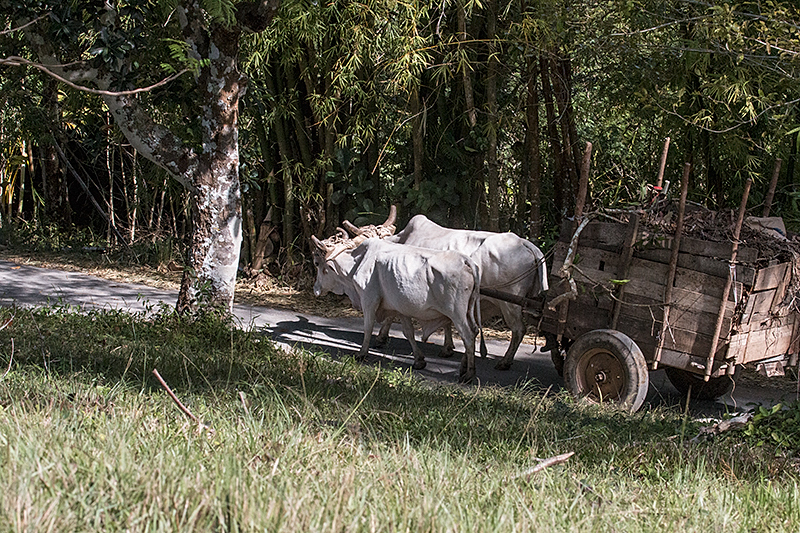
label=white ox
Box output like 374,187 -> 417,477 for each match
311,232 -> 482,382
344,207 -> 547,370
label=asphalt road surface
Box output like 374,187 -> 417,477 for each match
1,258 -> 797,416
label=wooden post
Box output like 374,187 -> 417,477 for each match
610,212 -> 640,330
704,178 -> 752,380
762,158 -> 782,218
557,142 -> 592,340
655,137 -> 670,189
652,163 -> 691,369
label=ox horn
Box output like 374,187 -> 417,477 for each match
341,220 -> 362,236
310,235 -> 328,252
382,205 -> 397,228
336,227 -> 349,240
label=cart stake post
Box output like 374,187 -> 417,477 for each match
704,178 -> 752,380
652,163 -> 691,369
762,158 -> 782,218
557,142 -> 592,340
655,137 -> 671,189
610,211 -> 641,330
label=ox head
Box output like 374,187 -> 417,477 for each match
310,230 -> 363,297
341,205 -> 397,240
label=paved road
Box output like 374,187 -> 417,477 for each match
1,259 -> 796,416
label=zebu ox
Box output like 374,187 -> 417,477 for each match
344,207 -> 548,371
311,232 -> 483,382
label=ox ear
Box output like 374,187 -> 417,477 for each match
342,220 -> 362,236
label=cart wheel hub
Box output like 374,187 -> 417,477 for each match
594,371 -> 607,383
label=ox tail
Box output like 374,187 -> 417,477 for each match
467,259 -> 486,359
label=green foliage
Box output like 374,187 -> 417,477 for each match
743,402 -> 800,451
0,219 -> 104,252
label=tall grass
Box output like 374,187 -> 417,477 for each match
0,306 -> 798,532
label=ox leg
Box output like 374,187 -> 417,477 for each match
398,316 -> 426,370
495,304 -> 525,371
375,318 -> 393,348
358,308 -> 378,361
455,323 -> 476,383
439,324 -> 456,358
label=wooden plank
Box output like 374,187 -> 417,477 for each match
634,248 -> 756,286
752,263 -> 790,292
658,349 -> 729,378
650,234 -> 759,264
742,289 -> 778,324
618,293 -> 733,335
673,267 -> 743,299
560,220 -> 628,250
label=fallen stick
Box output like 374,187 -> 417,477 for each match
152,368 -> 212,431
518,451 -> 575,479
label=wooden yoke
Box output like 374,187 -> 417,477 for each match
651,163 -> 691,370
704,178 -> 752,381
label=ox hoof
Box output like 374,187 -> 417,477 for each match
438,347 -> 455,359
412,360 -> 427,370
374,336 -> 389,348
494,360 -> 512,371
458,371 -> 476,384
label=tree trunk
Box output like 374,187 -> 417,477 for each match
457,0 -> 477,128
558,56 -> 582,195
524,58 -> 542,238
265,70 -> 296,266
550,54 -> 577,214
172,24 -> 243,312
485,0 -> 500,231
540,55 -> 565,217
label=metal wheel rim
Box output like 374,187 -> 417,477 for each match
575,347 -> 627,403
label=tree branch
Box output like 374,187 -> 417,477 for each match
0,14 -> 50,36
0,56 -> 191,96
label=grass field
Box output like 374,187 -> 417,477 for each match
0,305 -> 799,532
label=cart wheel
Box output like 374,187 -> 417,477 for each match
664,367 -> 734,401
564,329 -> 649,412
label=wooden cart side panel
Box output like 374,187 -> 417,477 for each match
553,242 -> 743,301
728,314 -> 798,364
546,240 -> 737,360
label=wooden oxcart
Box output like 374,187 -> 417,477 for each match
497,166 -> 800,412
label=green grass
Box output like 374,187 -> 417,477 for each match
0,305 -> 798,532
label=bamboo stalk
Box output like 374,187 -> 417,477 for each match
704,178 -> 752,380
762,158 -> 782,218
652,163 -> 691,369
